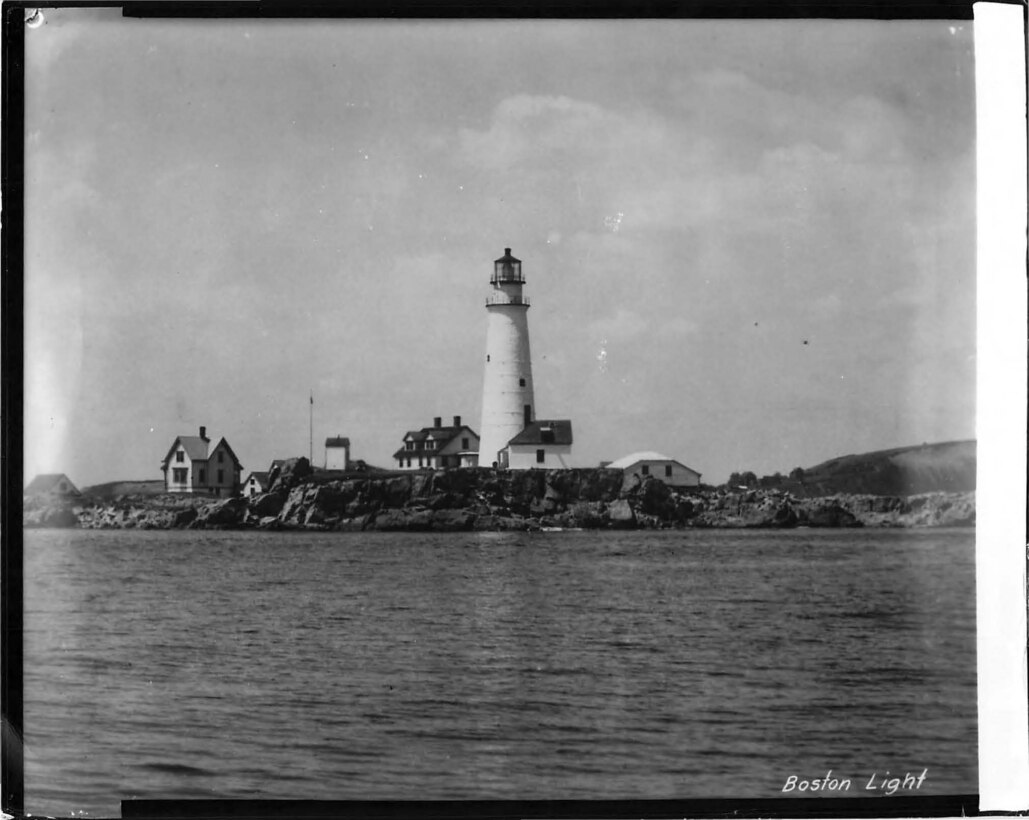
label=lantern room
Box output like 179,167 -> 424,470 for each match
491,248 -> 524,285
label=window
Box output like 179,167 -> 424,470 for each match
176,451 -> 184,463
199,469 -> 206,483
462,437 -> 470,449
217,469 -> 224,483
218,451 -> 224,463
519,378 -> 526,386
406,458 -> 412,468
407,441 -> 415,451
665,464 -> 673,477
173,468 -> 187,483
425,441 -> 434,450
641,465 -> 650,475
418,457 -> 423,467
536,449 -> 545,464
486,354 -> 490,362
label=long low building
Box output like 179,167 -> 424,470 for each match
605,451 -> 702,490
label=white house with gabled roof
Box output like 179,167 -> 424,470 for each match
605,451 -> 701,490
393,416 -> 480,470
161,426 -> 243,496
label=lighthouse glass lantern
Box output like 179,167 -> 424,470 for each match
492,248 -> 523,285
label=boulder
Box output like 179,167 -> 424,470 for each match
607,498 -> 636,529
249,491 -> 286,518
636,477 -> 674,517
371,508 -> 435,531
567,501 -> 608,528
268,457 -> 313,493
429,509 -> 477,531
798,500 -> 862,528
190,496 -> 248,529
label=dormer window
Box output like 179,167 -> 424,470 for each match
541,428 -> 555,444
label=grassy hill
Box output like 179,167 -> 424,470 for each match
80,479 -> 167,499
794,440 -> 976,497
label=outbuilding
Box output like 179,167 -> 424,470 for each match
241,471 -> 270,498
325,436 -> 351,470
24,473 -> 81,498
605,451 -> 701,490
501,419 -> 573,469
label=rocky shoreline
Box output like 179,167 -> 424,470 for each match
24,460 -> 975,532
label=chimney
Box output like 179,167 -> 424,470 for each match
199,426 -> 208,441
453,415 -> 461,427
433,416 -> 442,428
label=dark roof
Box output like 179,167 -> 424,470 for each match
494,247 -> 521,265
507,419 -> 573,446
24,473 -> 80,495
326,437 -> 350,447
244,471 -> 270,486
394,424 -> 478,460
161,435 -> 210,467
209,437 -> 243,470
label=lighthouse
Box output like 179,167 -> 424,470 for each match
478,248 -> 535,468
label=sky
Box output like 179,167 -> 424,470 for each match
22,12 -> 977,487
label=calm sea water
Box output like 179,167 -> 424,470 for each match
23,528 -> 976,816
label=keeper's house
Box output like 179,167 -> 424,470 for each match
393,416 -> 479,470
604,451 -> 701,490
161,426 -> 242,496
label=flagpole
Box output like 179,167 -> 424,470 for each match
309,391 -> 313,465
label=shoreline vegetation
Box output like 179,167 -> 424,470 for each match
25,459 -> 975,532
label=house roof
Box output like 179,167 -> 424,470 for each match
507,419 -> 573,447
161,435 -> 210,468
394,425 -> 478,459
244,471 -> 270,486
209,437 -> 243,470
24,473 -> 79,495
326,437 -> 350,447
606,451 -> 701,474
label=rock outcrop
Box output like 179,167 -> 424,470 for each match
24,470 -> 976,532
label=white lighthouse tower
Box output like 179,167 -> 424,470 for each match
478,248 -> 535,468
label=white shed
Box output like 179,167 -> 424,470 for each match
606,451 -> 701,490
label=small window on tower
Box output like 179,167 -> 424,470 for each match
519,378 -> 526,386
486,355 -> 490,362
